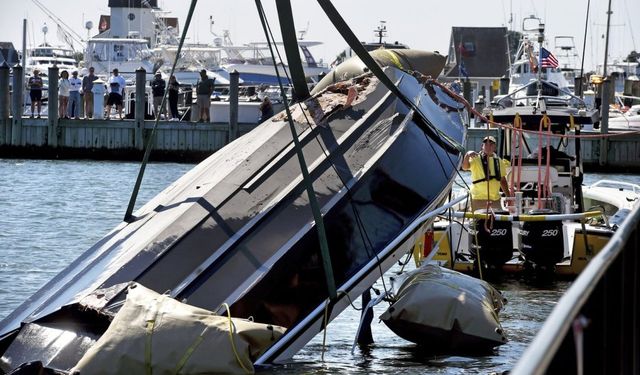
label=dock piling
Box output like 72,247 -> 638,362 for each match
135,68 -> 146,150
229,69 -> 239,142
48,66 -> 59,147
11,64 -> 23,146
599,78 -> 611,166
0,62 -> 10,145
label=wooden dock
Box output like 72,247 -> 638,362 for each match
2,64 -> 639,170
3,118 -> 639,172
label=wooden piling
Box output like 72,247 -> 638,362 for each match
11,64 -> 23,146
0,62 -> 10,145
48,66 -> 59,147
228,70 -> 239,142
599,78 -> 611,166
135,68 -> 146,150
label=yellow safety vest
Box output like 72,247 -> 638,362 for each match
469,154 -> 510,201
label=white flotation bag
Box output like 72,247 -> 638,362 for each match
72,283 -> 286,375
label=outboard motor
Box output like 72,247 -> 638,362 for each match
470,214 -> 513,274
521,209 -> 564,272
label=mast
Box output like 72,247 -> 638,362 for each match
602,0 -> 613,77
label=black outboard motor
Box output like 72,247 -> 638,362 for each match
470,214 -> 513,274
521,209 -> 564,272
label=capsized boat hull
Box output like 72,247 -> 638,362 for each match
0,65 -> 466,370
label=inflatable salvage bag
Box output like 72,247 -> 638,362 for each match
72,283 -> 285,375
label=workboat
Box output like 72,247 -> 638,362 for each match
417,66 -> 639,278
0,42 -> 465,370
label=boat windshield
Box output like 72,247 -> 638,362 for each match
87,40 -> 152,62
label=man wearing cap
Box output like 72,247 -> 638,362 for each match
462,135 -> 512,211
68,71 -> 82,119
196,69 -> 215,123
151,72 -> 166,119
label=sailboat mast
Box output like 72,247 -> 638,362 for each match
602,0 -> 613,77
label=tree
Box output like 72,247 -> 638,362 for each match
624,50 -> 639,63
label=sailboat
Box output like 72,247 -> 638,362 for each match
0,1 -> 466,371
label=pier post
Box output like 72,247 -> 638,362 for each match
463,79 -> 471,106
11,64 -> 23,146
574,76 -> 584,98
599,78 -> 611,166
499,76 -> 509,95
228,69 -> 239,142
48,66 -> 59,147
0,62 -> 10,145
135,68 -> 146,150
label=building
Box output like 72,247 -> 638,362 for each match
442,27 -> 510,103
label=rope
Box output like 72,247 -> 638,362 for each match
320,298 -> 331,361
220,303 -> 253,374
123,0 -> 199,222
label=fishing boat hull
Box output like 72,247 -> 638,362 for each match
0,62 -> 467,371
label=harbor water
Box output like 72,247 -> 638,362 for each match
0,159 -> 637,373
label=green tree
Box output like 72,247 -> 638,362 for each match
624,50 -> 639,63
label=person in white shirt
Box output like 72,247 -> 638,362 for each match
58,70 -> 71,119
105,68 -> 127,120
68,71 -> 82,119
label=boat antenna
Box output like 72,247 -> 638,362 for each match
536,20 -> 545,110
123,0 -> 199,222
578,0 -> 591,99
42,23 -> 48,46
375,21 -> 387,44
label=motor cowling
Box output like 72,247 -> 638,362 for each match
521,210 -> 564,270
471,217 -> 513,271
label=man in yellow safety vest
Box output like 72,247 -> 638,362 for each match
462,135 -> 512,211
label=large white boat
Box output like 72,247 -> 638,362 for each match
84,37 -> 157,81
505,16 -> 572,96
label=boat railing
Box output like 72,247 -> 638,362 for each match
494,80 -> 588,109
589,179 -> 640,195
511,203 -> 640,374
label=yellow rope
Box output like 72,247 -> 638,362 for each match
145,296 -> 164,375
174,327 -> 208,374
221,303 -> 253,374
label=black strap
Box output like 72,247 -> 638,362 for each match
472,155 -> 501,184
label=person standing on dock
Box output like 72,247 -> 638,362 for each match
106,68 -> 126,120
196,69 -> 215,123
68,71 -> 82,119
151,72 -> 166,120
168,75 -> 180,121
28,70 -> 44,118
58,70 -> 70,119
462,136 -> 512,211
82,67 -> 98,119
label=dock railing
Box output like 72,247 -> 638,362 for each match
512,204 -> 640,374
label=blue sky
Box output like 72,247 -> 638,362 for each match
2,0 -> 639,71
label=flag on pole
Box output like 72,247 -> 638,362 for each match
540,47 -> 559,68
459,60 -> 469,79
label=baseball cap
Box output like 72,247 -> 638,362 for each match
482,135 -> 496,144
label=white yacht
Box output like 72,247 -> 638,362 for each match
506,16 -> 572,96
84,37 -> 157,81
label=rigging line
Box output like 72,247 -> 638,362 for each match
623,0 -> 636,51
123,0 -> 199,222
256,0 -> 337,300
315,0 -> 464,155
578,0 -> 591,100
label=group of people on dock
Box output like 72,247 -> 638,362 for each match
26,68 -> 225,123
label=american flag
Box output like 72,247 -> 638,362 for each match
540,47 -> 559,68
